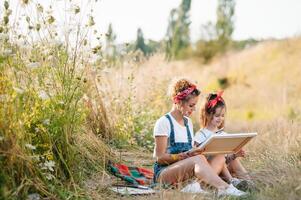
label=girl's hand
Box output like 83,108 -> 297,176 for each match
235,149 -> 246,158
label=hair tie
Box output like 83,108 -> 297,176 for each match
173,85 -> 196,103
207,91 -> 224,109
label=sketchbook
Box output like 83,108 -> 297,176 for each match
196,132 -> 257,155
110,185 -> 156,195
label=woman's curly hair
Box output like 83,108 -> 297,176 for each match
168,78 -> 200,102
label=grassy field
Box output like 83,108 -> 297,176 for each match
93,38 -> 301,200
1,1 -> 301,199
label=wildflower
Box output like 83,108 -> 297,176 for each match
25,143 -> 36,150
26,62 -> 40,69
46,154 -> 53,161
21,0 -> 29,5
45,173 -> 55,180
43,119 -> 50,125
44,160 -> 55,172
0,33 -> 6,40
36,4 -> 43,12
27,193 -> 40,200
102,68 -> 110,74
47,55 -> 54,61
0,95 -> 7,102
13,87 -> 24,94
82,94 -> 89,101
88,16 -> 95,26
47,15 -> 55,24
38,90 -> 49,100
30,155 -> 40,161
73,5 -> 80,14
3,49 -> 13,56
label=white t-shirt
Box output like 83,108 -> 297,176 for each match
153,113 -> 194,157
194,128 -> 227,145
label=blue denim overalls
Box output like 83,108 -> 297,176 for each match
153,114 -> 193,183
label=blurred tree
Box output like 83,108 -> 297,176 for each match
216,0 -> 236,52
105,23 -> 117,64
194,0 -> 236,63
135,28 -> 150,56
165,0 -> 191,59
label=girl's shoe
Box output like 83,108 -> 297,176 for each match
230,177 -> 243,186
217,184 -> 247,197
231,178 -> 256,191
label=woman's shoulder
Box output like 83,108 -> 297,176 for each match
155,114 -> 170,125
154,114 -> 171,137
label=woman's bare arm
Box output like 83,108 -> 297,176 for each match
155,136 -> 190,165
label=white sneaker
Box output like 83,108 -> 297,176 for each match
181,181 -> 207,194
217,184 -> 247,197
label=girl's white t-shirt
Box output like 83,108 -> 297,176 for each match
153,113 -> 194,157
194,128 -> 227,145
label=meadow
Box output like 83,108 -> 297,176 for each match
0,1 -> 300,199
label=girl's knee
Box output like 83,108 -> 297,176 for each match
211,155 -> 225,163
217,155 -> 226,162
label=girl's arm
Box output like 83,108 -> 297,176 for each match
188,141 -> 206,156
155,136 -> 189,165
225,150 -> 246,164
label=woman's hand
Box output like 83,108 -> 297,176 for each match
235,149 -> 246,158
186,147 -> 206,157
178,152 -> 190,160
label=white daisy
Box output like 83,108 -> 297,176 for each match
13,87 -> 24,94
27,62 -> 41,69
25,143 -> 36,150
38,90 -> 49,100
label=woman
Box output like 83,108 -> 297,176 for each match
153,78 -> 246,197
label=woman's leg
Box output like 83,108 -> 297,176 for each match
228,158 -> 250,179
158,155 -> 228,189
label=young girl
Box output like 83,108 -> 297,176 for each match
194,91 -> 252,190
153,79 -> 246,196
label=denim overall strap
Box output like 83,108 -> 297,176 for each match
183,117 -> 192,145
165,114 -> 175,146
165,114 -> 192,154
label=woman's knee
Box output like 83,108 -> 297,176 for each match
211,155 -> 225,164
189,155 -> 209,166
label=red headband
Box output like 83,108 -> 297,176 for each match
173,85 -> 196,103
207,91 -> 224,109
